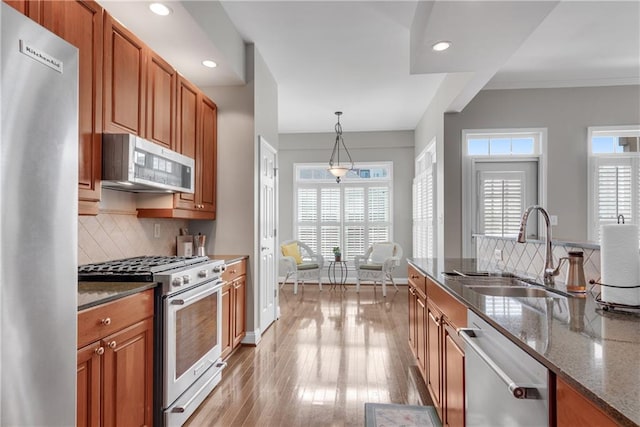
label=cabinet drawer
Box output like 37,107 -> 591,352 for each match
427,278 -> 466,330
408,264 -> 426,295
78,289 -> 154,348
222,259 -> 246,282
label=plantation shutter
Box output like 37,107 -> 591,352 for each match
478,171 -> 524,237
592,157 -> 635,241
368,187 -> 390,244
344,187 -> 365,260
297,188 -> 318,251
320,188 -> 341,258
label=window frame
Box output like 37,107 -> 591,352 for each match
293,162 -> 394,262
413,139 -> 437,258
462,128 -> 547,257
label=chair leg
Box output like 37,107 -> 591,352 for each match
390,275 -> 399,291
318,275 -> 322,291
381,278 -> 387,297
293,276 -> 299,295
356,275 -> 361,293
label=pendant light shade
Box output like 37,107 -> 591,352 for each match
328,111 -> 354,183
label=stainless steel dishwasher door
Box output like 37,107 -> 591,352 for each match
461,310 -> 549,427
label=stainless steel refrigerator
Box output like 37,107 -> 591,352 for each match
1,3 -> 78,425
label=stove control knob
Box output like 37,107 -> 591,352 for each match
183,275 -> 190,284
198,270 -> 208,278
172,277 -> 184,287
213,264 -> 226,274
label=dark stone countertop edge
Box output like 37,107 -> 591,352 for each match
78,282 -> 157,311
208,255 -> 249,265
407,258 -> 638,427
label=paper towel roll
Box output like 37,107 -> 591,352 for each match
600,223 -> 640,305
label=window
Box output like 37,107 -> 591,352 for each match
588,126 -> 640,242
294,163 -> 393,262
462,129 -> 545,257
413,142 -> 436,258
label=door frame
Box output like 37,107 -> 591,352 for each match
461,128 -> 547,258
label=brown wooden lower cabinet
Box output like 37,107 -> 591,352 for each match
77,290 -> 154,427
426,299 -> 442,415
556,377 -> 619,427
443,322 -> 465,427
221,259 -> 247,360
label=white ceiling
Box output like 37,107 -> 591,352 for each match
99,1 -> 640,134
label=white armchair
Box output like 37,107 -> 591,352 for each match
279,240 -> 324,295
354,242 -> 403,297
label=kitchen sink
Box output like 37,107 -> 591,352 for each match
445,274 -> 571,299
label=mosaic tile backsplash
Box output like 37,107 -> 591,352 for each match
78,213 -> 188,265
475,235 -> 601,285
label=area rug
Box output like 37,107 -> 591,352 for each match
364,403 -> 441,427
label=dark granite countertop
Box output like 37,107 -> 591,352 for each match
78,281 -> 157,311
408,258 -> 640,427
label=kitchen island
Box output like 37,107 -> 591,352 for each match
409,258 -> 640,427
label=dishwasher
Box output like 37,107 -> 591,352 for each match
460,311 -> 549,426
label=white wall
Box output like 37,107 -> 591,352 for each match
278,130 -> 414,279
414,73 -> 475,261
443,85 -> 640,256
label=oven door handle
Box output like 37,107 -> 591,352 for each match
459,328 -> 542,400
171,281 -> 222,306
172,361 -> 228,413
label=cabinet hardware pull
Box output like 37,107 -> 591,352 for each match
108,341 -> 117,349
101,318 -> 111,326
95,347 -> 104,356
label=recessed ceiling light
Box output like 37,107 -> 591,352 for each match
432,41 -> 451,52
202,60 -> 217,68
149,3 -> 172,16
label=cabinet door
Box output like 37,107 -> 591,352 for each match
174,76 -> 199,210
102,317 -> 153,427
198,95 -> 217,215
556,377 -> 618,427
3,0 -> 42,21
426,302 -> 442,415
233,276 -> 246,347
221,283 -> 233,360
444,326 -> 465,427
408,285 -> 417,356
146,51 -> 176,149
41,0 -> 103,210
77,341 -> 102,427
416,294 -> 427,379
103,13 -> 146,135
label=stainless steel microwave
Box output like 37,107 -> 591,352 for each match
102,134 -> 195,193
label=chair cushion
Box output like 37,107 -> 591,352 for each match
282,242 -> 303,264
360,263 -> 383,271
297,263 -> 319,270
370,243 -> 394,263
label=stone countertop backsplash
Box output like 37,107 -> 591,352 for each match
408,258 -> 640,427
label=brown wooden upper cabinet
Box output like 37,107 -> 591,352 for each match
138,75 -> 217,220
146,51 -> 176,150
103,13 -> 146,136
3,0 -> 42,21
38,1 -> 104,215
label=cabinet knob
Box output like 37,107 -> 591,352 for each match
101,318 -> 111,326
95,347 -> 104,356
108,341 -> 117,349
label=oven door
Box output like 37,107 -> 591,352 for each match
163,279 -> 222,407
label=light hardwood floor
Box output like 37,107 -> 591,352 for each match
185,284 -> 430,427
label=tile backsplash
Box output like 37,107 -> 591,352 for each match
78,213 -> 188,265
475,235 -> 601,285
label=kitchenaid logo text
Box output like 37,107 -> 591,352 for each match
19,40 -> 63,73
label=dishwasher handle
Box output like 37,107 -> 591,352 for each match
459,328 -> 542,400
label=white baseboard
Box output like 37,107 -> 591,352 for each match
242,329 -> 261,345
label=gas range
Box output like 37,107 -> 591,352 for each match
78,255 -> 226,296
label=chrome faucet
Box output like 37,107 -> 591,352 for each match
517,205 -> 560,285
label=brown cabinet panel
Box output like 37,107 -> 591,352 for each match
103,13 -> 146,135
174,76 -> 199,210
233,276 -> 246,347
426,301 -> 442,416
408,285 -> 417,357
221,283 -> 233,360
41,0 -> 103,209
427,277 -> 466,330
3,0 -> 42,21
146,51 -> 176,149
416,294 -> 427,378
444,325 -> 465,427
198,95 -> 217,215
102,317 -> 154,427
556,377 -> 619,427
77,342 -> 102,427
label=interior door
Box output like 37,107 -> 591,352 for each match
259,136 -> 278,332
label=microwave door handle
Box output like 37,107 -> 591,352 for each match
459,328 -> 542,400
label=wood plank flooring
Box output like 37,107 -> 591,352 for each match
185,284 -> 430,427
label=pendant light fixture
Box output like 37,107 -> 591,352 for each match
328,111 -> 354,183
